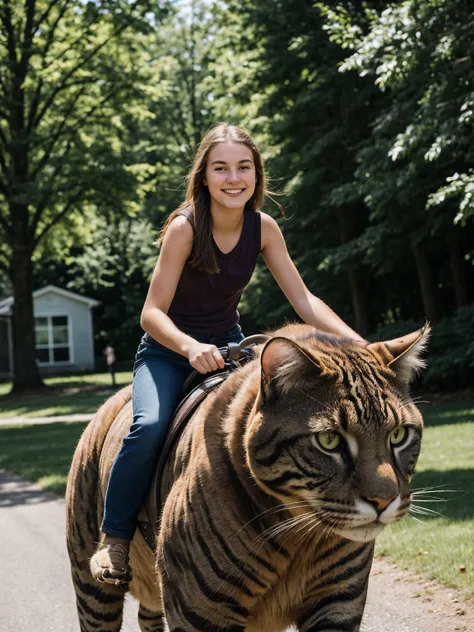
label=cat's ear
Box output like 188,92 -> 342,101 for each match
260,337 -> 334,401
366,324 -> 431,391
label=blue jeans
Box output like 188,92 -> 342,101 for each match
101,325 -> 245,539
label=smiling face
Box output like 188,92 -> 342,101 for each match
204,142 -> 257,213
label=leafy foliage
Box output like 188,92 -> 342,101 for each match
0,0 -> 169,253
36,217 -> 158,361
220,0 -> 474,388
2,0 -> 473,392
326,0 -> 474,223
371,305 -> 474,391
0,0 -> 171,389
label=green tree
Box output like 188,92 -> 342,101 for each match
0,0 -> 167,391
137,0 -> 255,228
30,0 -> 256,363
323,0 -> 474,319
222,0 -> 386,336
67,217 -> 158,362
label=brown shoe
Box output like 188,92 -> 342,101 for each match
90,543 -> 132,585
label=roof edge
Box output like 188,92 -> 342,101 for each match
0,285 -> 100,310
33,285 -> 100,307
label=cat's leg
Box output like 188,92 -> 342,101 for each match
66,458 -> 126,632
296,583 -> 369,632
163,603 -> 247,632
164,612 -> 246,632
138,603 -> 165,632
165,621 -> 246,632
297,539 -> 374,632
161,581 -> 246,632
70,565 -> 125,632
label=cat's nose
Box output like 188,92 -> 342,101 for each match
365,495 -> 396,512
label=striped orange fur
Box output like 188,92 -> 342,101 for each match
66,323 -> 429,631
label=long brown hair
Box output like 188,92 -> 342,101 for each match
157,122 -> 279,274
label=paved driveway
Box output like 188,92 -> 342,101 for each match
0,470 -> 470,632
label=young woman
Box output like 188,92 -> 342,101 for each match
91,122 -> 364,584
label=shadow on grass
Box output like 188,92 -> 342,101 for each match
0,422 -> 88,498
0,470 -> 62,507
411,468 -> 474,521
419,401 -> 474,427
0,389 -> 120,418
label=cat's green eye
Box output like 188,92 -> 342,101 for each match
316,431 -> 341,451
390,427 -> 407,446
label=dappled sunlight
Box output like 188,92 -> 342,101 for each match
0,422 -> 87,497
0,372 -> 132,418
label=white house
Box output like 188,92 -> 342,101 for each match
0,285 -> 100,377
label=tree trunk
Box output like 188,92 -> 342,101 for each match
10,241 -> 44,392
411,240 -> 440,322
347,266 -> 371,338
446,229 -> 470,308
7,42 -> 43,392
337,208 -> 371,336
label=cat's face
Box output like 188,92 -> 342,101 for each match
245,329 -> 427,543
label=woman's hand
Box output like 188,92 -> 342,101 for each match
186,342 -> 225,374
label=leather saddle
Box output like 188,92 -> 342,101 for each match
136,335 -> 268,550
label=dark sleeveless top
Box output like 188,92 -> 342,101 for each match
167,209 -> 262,334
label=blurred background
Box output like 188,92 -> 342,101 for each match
0,0 -> 473,394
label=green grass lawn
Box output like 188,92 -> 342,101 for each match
0,422 -> 87,494
0,371 -> 133,418
0,394 -> 472,596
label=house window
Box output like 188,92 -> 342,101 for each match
35,315 -> 71,365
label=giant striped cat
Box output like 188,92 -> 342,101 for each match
66,323 -> 429,631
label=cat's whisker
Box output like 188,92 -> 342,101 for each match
294,387 -> 329,408
412,490 -> 463,496
294,515 -> 324,546
412,483 -> 464,493
252,513 -> 312,548
251,511 -> 323,558
233,500 -> 314,541
410,505 -> 447,519
283,515 -> 318,546
323,517 -> 343,539
410,397 -> 430,405
395,398 -> 429,414
407,511 -> 430,527
411,489 -> 466,504
250,501 -> 330,552
411,498 -> 448,503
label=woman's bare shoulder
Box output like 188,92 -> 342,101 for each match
259,211 -> 283,246
259,211 -> 280,228
163,214 -> 194,246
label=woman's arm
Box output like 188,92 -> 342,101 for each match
140,217 -> 225,371
141,216 -> 194,354
260,213 -> 364,341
